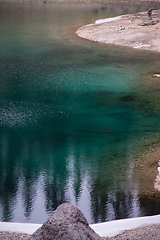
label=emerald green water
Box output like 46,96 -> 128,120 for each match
1,1 -> 160,224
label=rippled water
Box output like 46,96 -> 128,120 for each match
1,1 -> 160,224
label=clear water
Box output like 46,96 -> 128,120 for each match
1,1 -> 160,224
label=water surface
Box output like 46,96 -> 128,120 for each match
1,1 -> 160,224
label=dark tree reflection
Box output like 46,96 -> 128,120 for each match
73,158 -> 82,203
1,1 -> 160,225
43,135 -> 69,213
0,128 -> 159,224
0,133 -> 19,221
44,178 -> 66,213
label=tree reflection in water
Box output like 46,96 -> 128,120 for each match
1,1 -> 160,224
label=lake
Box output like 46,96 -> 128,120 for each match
0,1 -> 160,224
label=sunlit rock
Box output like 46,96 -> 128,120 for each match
152,74 -> 160,78
154,175 -> 160,191
154,161 -> 160,191
31,203 -> 102,240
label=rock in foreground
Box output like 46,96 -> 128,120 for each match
31,203 -> 102,240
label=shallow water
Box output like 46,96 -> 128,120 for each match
0,1 -> 160,224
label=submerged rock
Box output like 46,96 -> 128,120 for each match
31,203 -> 102,240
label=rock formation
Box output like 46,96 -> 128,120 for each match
31,203 -> 102,240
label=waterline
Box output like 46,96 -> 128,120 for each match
0,214 -> 160,237
1,1 -> 160,225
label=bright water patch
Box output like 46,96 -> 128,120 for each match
0,2 -> 160,224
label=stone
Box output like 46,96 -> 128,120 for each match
154,175 -> 160,191
152,74 -> 160,78
31,203 -> 102,240
139,19 -> 159,26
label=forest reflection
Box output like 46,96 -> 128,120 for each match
1,1 -> 160,225
0,128 -> 142,223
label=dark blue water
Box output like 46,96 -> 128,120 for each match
1,1 -> 160,224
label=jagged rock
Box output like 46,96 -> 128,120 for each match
139,19 -> 159,26
31,203 -> 102,240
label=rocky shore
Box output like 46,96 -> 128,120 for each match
1,0 -> 160,3
77,9 -> 160,52
0,223 -> 160,239
0,204 -> 160,239
1,2 -> 160,239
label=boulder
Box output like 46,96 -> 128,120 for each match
31,203 -> 102,240
139,19 -> 159,26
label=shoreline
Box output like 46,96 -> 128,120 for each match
76,9 -> 160,52
76,8 -> 160,194
0,0 -> 160,3
0,2 -> 160,239
75,9 -> 160,238
0,214 -> 160,239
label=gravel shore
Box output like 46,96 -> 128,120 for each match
0,224 -> 160,239
0,232 -> 31,239
77,9 -> 160,52
104,224 -> 160,240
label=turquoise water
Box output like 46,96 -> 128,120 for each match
1,2 -> 160,224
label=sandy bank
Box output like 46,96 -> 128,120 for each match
77,9 -> 160,52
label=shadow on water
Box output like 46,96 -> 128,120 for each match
0,1 -> 160,224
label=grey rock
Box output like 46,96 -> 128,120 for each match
139,19 -> 159,26
31,203 -> 102,240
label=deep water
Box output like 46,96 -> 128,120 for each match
0,1 -> 160,224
